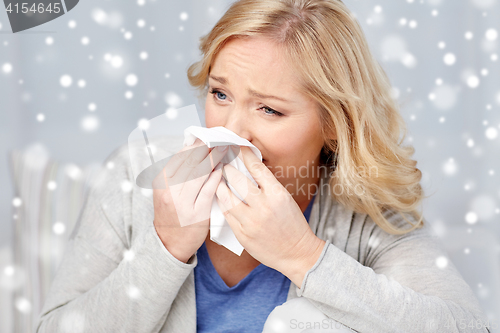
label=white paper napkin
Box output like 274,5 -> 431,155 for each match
183,126 -> 263,256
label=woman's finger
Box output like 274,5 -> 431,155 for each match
172,142 -> 210,185
193,162 -> 223,216
185,145 -> 229,187
176,145 -> 229,205
162,138 -> 205,179
221,163 -> 260,206
239,146 -> 277,195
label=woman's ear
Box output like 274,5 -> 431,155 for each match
320,132 -> 338,169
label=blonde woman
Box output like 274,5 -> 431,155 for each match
37,0 -> 489,332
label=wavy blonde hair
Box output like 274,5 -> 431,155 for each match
187,0 -> 427,235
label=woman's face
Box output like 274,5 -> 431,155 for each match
205,36 -> 327,201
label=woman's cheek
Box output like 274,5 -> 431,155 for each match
205,106 -> 219,128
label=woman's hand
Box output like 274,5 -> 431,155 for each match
215,146 -> 326,286
153,138 -> 228,263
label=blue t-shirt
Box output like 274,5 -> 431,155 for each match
194,194 -> 316,332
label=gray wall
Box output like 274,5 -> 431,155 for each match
1,0 -> 499,328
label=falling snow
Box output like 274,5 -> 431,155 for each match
435,256 -> 448,269
466,75 -> 480,89
165,107 -> 178,120
137,118 -> 150,130
465,212 -> 478,224
125,74 -> 138,86
165,91 -> 183,108
81,115 -> 100,132
442,158 -> 458,176
443,53 -> 456,65
12,197 -> 22,207
485,127 -> 498,140
53,222 -> 66,235
2,63 -> 13,73
1,0 -> 499,324
15,297 -> 31,313
121,180 -> 133,193
65,164 -> 82,180
123,249 -> 135,261
60,75 -> 72,87
47,181 -> 57,190
485,28 -> 498,41
127,285 -> 141,299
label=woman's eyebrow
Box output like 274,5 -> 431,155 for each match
209,74 -> 228,85
209,74 -> 291,103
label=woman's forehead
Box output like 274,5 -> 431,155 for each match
210,38 -> 305,101
214,37 -> 286,70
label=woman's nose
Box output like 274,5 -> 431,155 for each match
222,108 -> 252,142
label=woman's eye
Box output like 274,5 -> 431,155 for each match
209,88 -> 283,117
210,89 -> 227,101
260,106 -> 283,117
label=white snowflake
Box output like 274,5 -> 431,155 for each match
53,222 -> 66,235
81,115 -> 100,132
435,256 -> 448,269
443,53 -> 456,66
442,158 -> 458,176
125,74 -> 138,87
127,285 -> 141,299
465,211 -> 478,224
60,75 -> 72,87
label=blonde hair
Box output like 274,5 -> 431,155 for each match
187,0 -> 428,235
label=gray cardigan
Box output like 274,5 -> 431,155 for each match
36,144 -> 490,333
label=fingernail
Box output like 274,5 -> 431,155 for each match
217,145 -> 228,152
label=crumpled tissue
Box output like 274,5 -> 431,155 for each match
183,126 -> 262,256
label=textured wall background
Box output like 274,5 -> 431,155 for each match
0,0 -> 499,331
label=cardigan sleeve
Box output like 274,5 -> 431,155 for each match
36,148 -> 197,333
296,213 -> 490,333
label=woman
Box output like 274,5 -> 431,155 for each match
37,0 -> 490,332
